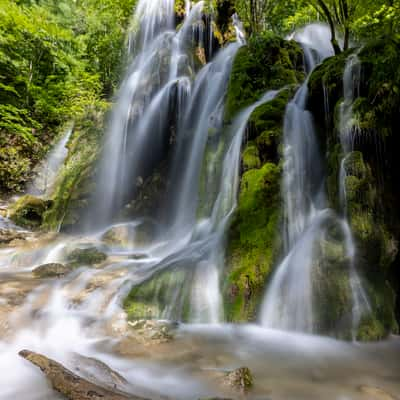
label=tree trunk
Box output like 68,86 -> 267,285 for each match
316,0 -> 342,54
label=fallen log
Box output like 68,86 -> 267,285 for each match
19,349 -> 148,400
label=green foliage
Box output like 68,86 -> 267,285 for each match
234,0 -> 308,35
0,0 -> 135,194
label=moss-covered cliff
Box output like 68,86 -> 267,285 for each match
42,104 -> 108,231
307,37 -> 400,339
223,33 -> 304,322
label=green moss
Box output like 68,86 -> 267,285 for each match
66,247 -> 107,267
223,59 -> 296,322
9,195 -> 52,229
42,105 -> 107,231
307,51 -> 350,128
357,37 -> 400,137
357,315 -> 386,341
312,234 -> 353,338
242,143 -> 261,171
225,33 -> 304,121
224,163 -> 281,321
124,267 -> 193,321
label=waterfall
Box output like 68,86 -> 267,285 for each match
89,0 -> 202,228
81,0 -> 252,323
260,25 -> 370,336
260,24 -> 334,332
27,125 -> 73,197
338,54 -> 371,333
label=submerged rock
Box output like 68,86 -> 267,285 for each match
221,367 -> 253,393
102,225 -> 132,246
127,319 -> 178,345
0,229 -> 26,246
102,221 -> 156,247
66,247 -> 107,267
359,385 -> 397,400
33,263 -> 71,278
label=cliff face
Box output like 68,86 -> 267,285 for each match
307,37 -> 400,339
223,35 -> 400,339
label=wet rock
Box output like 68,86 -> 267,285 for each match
102,221 -> 155,247
102,225 -> 131,246
71,353 -> 130,393
221,367 -> 253,393
127,319 -> 178,345
19,350 -> 147,400
8,195 -> 52,229
33,263 -> 72,278
66,247 -> 107,267
359,385 -> 397,400
0,229 -> 25,246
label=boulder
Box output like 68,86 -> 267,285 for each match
19,350 -> 146,400
33,263 -> 72,278
66,247 -> 107,267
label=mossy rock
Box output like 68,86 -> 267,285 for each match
42,105 -> 106,231
33,263 -> 72,278
357,315 -> 387,341
242,143 -> 261,171
307,51 -> 350,128
9,195 -> 52,229
312,234 -> 353,338
124,267 -> 193,321
224,67 -> 293,322
225,32 -> 304,121
66,247 -> 107,267
224,163 -> 281,322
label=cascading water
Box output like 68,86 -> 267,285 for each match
79,0 -> 252,323
27,125 -> 73,197
260,25 -> 334,332
89,0 -> 194,228
260,25 -> 370,336
338,53 -> 371,332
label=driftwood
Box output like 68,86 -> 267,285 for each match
19,350 -> 148,400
